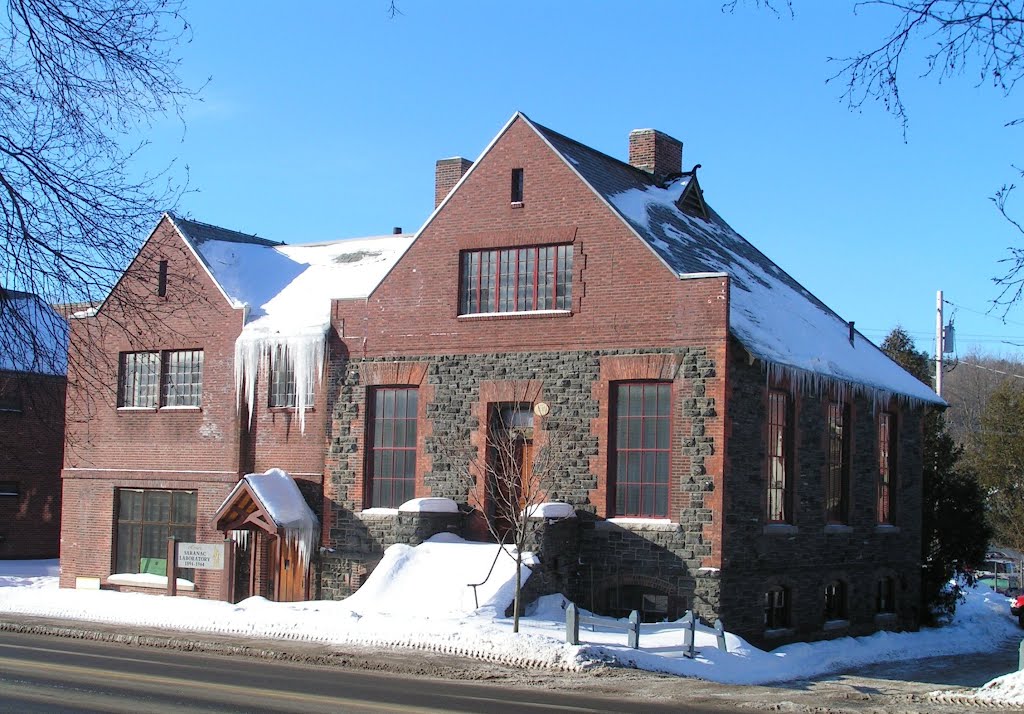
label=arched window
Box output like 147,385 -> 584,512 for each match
764,585 -> 790,629
824,580 -> 847,621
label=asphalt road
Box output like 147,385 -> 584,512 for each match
0,630 -> 730,714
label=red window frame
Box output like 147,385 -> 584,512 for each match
877,412 -> 896,524
459,244 -> 571,315
825,400 -> 850,524
367,387 -> 418,509
767,390 -> 792,523
610,382 -> 671,518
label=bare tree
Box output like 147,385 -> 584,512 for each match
0,0 -> 198,379
449,412 -> 569,633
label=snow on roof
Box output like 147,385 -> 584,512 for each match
0,290 -> 68,376
243,468 -> 318,532
529,117 -> 943,407
174,213 -> 413,333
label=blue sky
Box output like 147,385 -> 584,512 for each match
138,1 -> 1024,359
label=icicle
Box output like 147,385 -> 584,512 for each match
233,329 -> 326,434
762,360 -> 928,413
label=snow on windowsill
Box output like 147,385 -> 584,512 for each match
763,627 -> 796,639
359,508 -> 399,517
874,524 -> 900,534
398,497 -> 459,514
107,573 -> 195,591
457,309 -> 571,320
874,612 -> 898,625
600,518 -> 677,531
823,619 -> 850,631
159,406 -> 201,411
117,406 -> 157,412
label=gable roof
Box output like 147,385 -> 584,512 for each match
518,114 -> 942,407
0,289 -> 68,376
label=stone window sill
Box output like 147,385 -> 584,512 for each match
600,518 -> 678,532
874,524 -> 900,534
824,524 -> 853,535
358,508 -> 399,518
764,627 -> 795,639
823,618 -> 850,631
510,201 -> 524,209
763,524 -> 798,535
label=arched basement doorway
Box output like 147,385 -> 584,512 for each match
212,469 -> 318,602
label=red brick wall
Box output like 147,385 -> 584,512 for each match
329,116 -> 730,564
60,216 -> 327,596
337,117 -> 728,357
0,373 -> 65,558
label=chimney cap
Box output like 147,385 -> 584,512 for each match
392,226 -> 402,235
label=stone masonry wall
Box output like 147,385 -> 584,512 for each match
321,347 -> 722,614
721,342 -> 924,648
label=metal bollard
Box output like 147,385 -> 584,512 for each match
566,603 -> 580,645
628,610 -> 640,649
714,619 -> 727,653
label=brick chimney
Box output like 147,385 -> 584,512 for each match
435,157 -> 473,207
628,129 -> 682,179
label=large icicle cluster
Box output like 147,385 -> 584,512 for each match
234,329 -> 325,434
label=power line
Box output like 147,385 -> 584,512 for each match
957,361 -> 1024,380
943,299 -> 1024,329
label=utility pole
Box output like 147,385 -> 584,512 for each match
935,290 -> 943,397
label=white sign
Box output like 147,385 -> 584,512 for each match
176,542 -> 225,571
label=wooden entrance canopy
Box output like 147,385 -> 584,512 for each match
212,469 -> 318,602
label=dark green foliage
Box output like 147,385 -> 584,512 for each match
882,327 -> 992,623
976,379 -> 1024,556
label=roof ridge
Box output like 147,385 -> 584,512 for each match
529,119 -> 660,186
168,212 -> 283,247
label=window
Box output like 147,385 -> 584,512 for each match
459,244 -> 572,315
162,350 -> 203,407
0,481 -> 19,497
825,401 -> 850,524
268,346 -> 315,408
611,382 -> 671,518
118,350 -> 203,408
877,576 -> 896,614
767,390 -> 792,523
367,387 -> 418,508
0,375 -> 21,412
115,489 -> 197,581
764,586 -> 790,629
119,352 -> 160,408
877,412 -> 896,524
824,580 -> 847,621
158,260 -> 168,297
511,168 -> 524,203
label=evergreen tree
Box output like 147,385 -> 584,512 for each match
881,327 -> 991,623
976,379 -> 1024,556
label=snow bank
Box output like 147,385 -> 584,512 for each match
0,558 -> 1019,697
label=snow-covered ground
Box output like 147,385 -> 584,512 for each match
0,537 -> 1021,706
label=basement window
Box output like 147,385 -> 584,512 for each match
0,481 -> 19,497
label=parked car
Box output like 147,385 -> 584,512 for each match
1011,594 -> 1024,627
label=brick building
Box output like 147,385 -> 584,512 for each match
60,215 -> 409,599
320,113 -> 942,648
60,113 -> 941,647
0,290 -> 67,558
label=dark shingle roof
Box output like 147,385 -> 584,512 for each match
524,114 -> 942,406
169,213 -> 282,248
